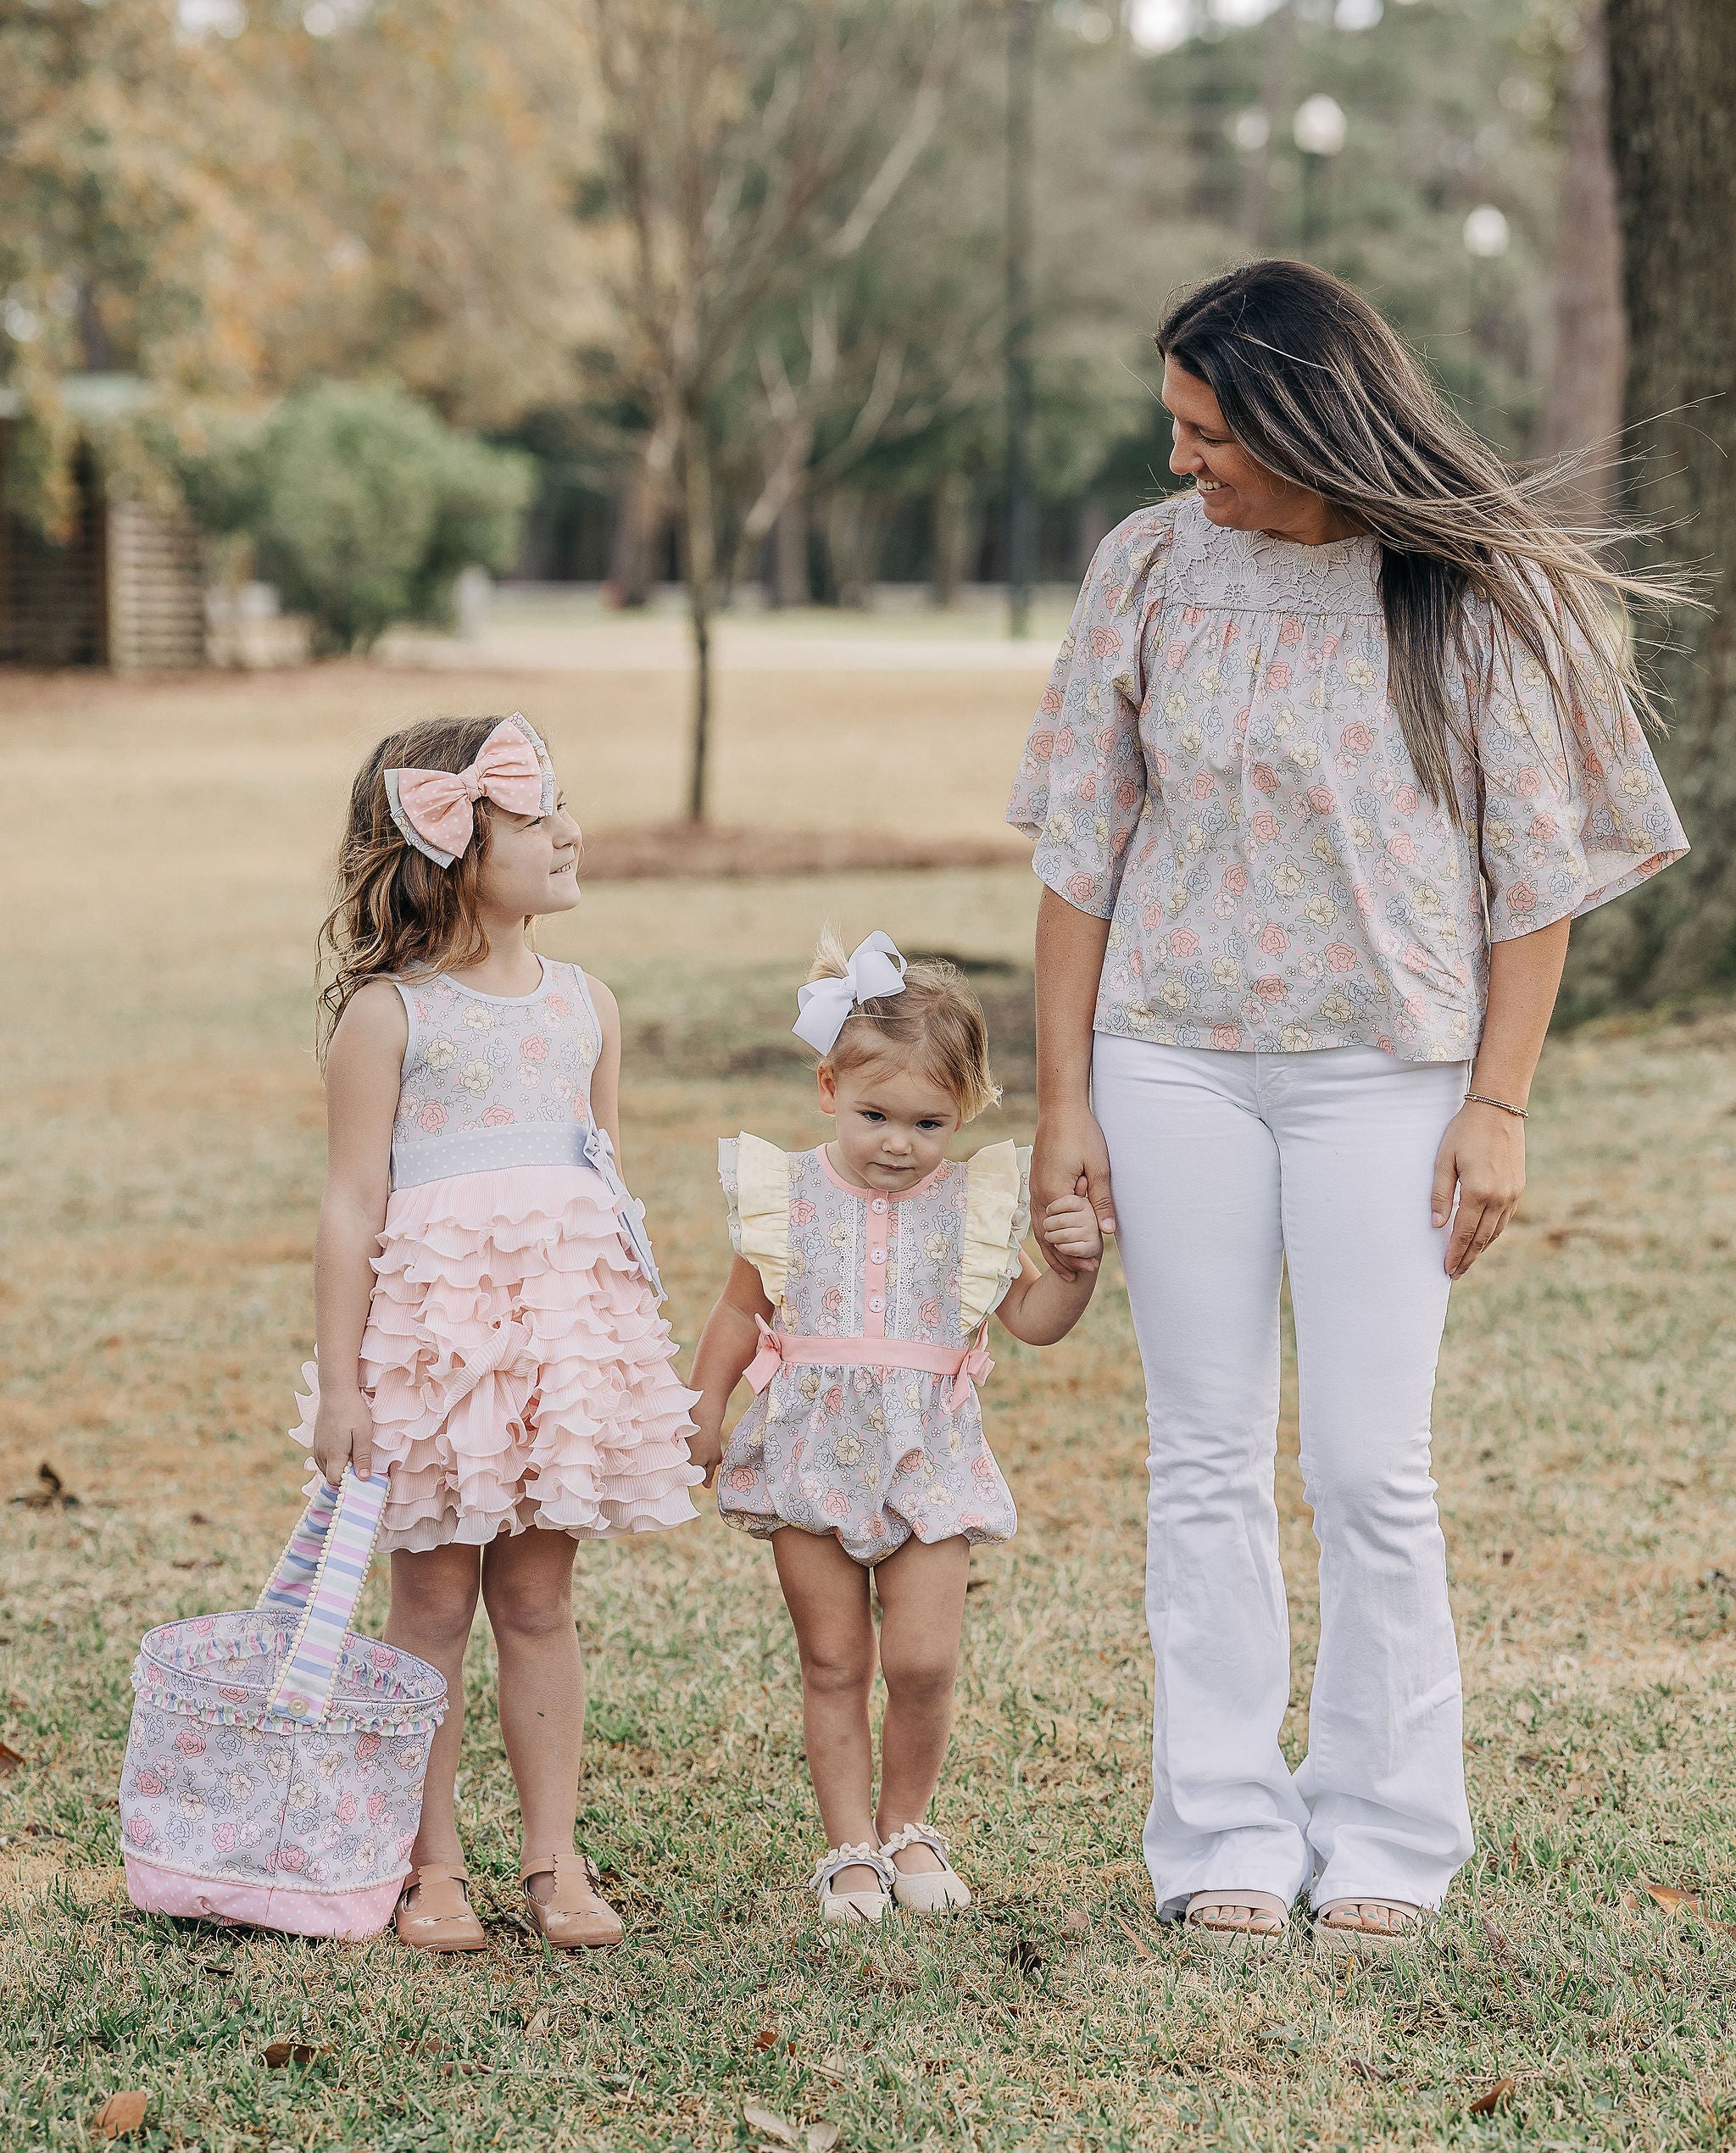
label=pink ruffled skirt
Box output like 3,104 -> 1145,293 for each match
292,1164 -> 703,1553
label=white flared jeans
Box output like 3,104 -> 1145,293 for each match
1091,1032 -> 1476,1917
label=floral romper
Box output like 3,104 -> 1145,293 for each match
715,1136 -> 1030,1566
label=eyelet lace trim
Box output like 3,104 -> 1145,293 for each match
808,1841 -> 895,1895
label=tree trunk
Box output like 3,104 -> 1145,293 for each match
768,488 -> 810,609
680,420 -> 718,822
1533,0 -> 1625,528
607,415 -> 676,608
1238,1 -> 1297,248
1567,0 -> 1736,1010
929,469 -> 979,609
823,488 -> 883,609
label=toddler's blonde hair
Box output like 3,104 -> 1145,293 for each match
808,925 -> 1000,1122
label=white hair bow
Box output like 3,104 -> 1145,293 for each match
792,931 -> 909,1054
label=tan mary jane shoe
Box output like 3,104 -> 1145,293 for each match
395,1862 -> 488,1953
521,1851 -> 624,1950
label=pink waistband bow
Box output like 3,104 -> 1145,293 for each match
744,1316 -> 994,1409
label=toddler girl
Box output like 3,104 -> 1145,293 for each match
687,930 -> 1103,1922
297,711 -> 701,1952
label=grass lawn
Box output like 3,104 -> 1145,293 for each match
1,664 -> 1733,2151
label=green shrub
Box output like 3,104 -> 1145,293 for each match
186,381 -> 532,653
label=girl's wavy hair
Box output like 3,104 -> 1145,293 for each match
317,715 -> 506,1059
1155,259 -> 1697,821
810,926 -> 1000,1122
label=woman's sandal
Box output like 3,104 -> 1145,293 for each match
878,1822 -> 971,1915
1312,1897 -> 1422,1957
520,1852 -> 624,1950
1183,1889 -> 1291,1952
810,1842 -> 896,1926
395,1861 -> 488,1953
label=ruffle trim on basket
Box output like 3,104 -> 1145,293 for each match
292,1165 -> 703,1553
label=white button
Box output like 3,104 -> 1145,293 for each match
871,1198 -> 887,1214
869,1295 -> 884,1313
871,1248 -> 887,1265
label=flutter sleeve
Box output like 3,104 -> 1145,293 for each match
1471,606 -> 1689,941
1005,505 -> 1174,919
960,1141 -> 1032,1332
719,1133 -> 791,1311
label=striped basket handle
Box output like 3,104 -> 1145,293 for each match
255,1468 -> 390,1725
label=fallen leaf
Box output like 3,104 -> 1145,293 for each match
13,1460 -> 78,1510
810,2053 -> 851,2085
754,2027 -> 779,2050
1007,1938 -> 1045,1975
1060,1908 -> 1091,1936
1500,1549 -> 1515,1566
1110,1911 -> 1154,1958
1509,1832 -> 1521,1870
1515,1753 -> 1542,1768
0,1742 -> 24,1774
92,2091 -> 148,2139
1644,1883 -> 1700,1913
1347,2057 -> 1393,2083
521,2011 -> 549,2039
744,2100 -> 803,2146
188,1512 -> 213,1525
263,2039 -> 331,2067
806,2126 -> 840,2152
1480,1918 -> 1515,1963
171,1557 -> 222,1572
1469,2078 -> 1515,2116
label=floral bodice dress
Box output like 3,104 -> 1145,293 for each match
716,1137 -> 1031,1566
1007,490 -> 1689,1061
292,960 -> 701,1552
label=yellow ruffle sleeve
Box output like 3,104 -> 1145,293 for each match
959,1140 -> 1032,1332
718,1132 -> 791,1313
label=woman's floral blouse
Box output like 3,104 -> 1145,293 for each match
1006,491 -> 1689,1062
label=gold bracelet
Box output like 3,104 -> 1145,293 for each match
1464,1091 -> 1528,1120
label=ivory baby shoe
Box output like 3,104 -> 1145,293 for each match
878,1822 -> 971,1914
810,1841 -> 896,1925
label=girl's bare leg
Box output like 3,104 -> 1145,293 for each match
873,1535 -> 970,1875
386,1543 -> 481,1878
771,1527 -> 880,1891
480,1528 -> 585,1900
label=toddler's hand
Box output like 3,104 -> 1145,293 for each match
1043,1193 -> 1104,1272
312,1382 -> 375,1486
687,1416 -> 724,1490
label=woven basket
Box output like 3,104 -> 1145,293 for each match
120,1470 -> 447,1939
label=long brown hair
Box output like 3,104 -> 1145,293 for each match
317,715 -> 505,1058
1155,260 -> 1694,817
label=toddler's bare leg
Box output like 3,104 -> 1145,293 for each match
386,1544 -> 481,1873
873,1535 -> 971,1874
772,1527 -> 878,1890
481,1528 -> 585,1897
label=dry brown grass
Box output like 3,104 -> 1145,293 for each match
2,661 -> 1734,2150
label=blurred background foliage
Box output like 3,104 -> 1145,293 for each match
0,0 -> 1578,587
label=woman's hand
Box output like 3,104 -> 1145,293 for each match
312,1379 -> 375,1486
1043,1191 -> 1104,1273
1032,1105 -> 1116,1278
1431,1103 -> 1527,1278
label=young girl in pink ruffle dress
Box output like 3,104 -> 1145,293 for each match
294,710 -> 701,1954
687,931 -> 1104,1925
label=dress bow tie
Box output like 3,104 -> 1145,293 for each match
385,713 -> 554,867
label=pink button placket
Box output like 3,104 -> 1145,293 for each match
863,1190 -> 890,1339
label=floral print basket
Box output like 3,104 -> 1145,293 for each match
120,1470 -> 447,1940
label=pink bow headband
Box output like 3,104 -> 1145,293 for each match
383,713 -> 556,867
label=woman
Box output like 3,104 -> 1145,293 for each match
1008,259 -> 1688,1952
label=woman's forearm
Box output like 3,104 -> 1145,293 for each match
1035,886 -> 1112,1112
1472,917 -> 1572,1105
